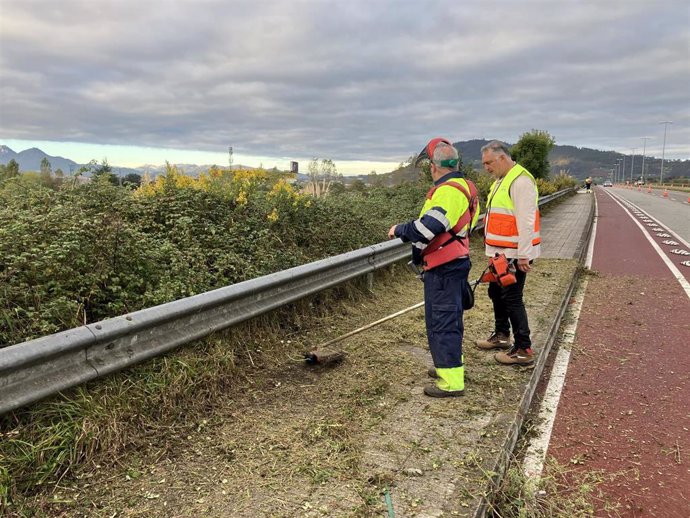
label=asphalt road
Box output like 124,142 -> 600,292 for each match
544,186 -> 690,517
605,186 -> 690,243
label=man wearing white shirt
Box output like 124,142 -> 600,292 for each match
476,140 -> 541,365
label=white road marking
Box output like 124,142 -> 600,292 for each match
584,193 -> 598,270
602,190 -> 690,299
522,194 -> 598,482
617,200 -> 690,249
523,280 -> 588,482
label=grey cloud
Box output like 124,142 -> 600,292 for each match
1,0 -> 688,163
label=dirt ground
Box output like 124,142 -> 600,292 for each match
11,256 -> 578,518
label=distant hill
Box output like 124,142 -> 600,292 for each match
0,146 -> 251,178
0,145 -> 79,173
383,139 -> 690,184
2,142 -> 688,182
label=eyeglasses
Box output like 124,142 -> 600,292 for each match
482,155 -> 502,167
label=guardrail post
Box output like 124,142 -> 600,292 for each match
366,272 -> 374,292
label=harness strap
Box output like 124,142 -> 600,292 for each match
422,179 -> 479,256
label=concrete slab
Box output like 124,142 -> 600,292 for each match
540,192 -> 594,259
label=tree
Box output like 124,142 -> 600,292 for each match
420,161 -> 432,184
7,159 -> 20,177
367,170 -> 385,187
0,159 -> 20,181
54,168 -> 65,189
40,157 -> 53,187
40,157 -> 52,175
349,179 -> 367,193
306,158 -> 340,197
510,129 -> 555,179
329,181 -> 346,195
91,158 -> 119,186
123,173 -> 142,188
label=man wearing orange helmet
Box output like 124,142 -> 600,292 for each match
389,138 -> 479,397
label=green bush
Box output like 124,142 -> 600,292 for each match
0,176 -> 427,345
1,172 -> 571,347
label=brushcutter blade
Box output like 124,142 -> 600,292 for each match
304,348 -> 345,366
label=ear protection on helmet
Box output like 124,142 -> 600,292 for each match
414,137 -> 458,168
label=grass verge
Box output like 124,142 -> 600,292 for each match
0,267 -> 398,516
487,455 -> 622,518
1,242 -> 581,517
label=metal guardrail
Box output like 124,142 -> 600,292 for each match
0,187 -> 575,415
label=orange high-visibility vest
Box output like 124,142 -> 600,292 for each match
484,164 -> 541,249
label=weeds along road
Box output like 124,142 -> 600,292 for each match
7,196 -> 585,517
544,186 -> 690,517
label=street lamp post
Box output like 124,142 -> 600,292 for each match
640,137 -> 652,184
616,158 -> 623,184
659,121 -> 672,185
630,148 -> 636,184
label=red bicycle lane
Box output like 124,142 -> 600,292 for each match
546,188 -> 690,517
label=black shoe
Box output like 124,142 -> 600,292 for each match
423,385 -> 464,398
427,368 -> 438,378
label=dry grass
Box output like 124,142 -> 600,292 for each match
2,247 -> 581,517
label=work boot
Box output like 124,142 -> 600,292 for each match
427,367 -> 439,379
476,331 -> 512,350
495,346 -> 534,366
423,385 -> 464,398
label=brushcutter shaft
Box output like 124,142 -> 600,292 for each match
317,301 -> 425,349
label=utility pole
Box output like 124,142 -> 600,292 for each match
659,121 -> 672,185
228,146 -> 233,171
630,148 -> 635,184
640,137 -> 652,183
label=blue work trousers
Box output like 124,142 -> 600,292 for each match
423,258 -> 471,369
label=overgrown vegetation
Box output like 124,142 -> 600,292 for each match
487,457 -> 621,518
0,167 -> 425,346
1,160 -> 576,347
1,153 -> 577,513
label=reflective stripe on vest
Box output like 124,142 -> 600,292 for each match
484,164 -> 541,249
420,178 -> 479,270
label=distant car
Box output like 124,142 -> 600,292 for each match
603,180 -> 613,187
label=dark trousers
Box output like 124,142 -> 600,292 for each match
487,266 -> 531,349
423,258 -> 471,369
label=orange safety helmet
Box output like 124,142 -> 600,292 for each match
414,137 -> 458,168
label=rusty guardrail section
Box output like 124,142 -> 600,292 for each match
0,188 -> 574,415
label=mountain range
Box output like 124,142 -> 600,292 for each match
1,142 -> 688,181
0,145 -> 252,178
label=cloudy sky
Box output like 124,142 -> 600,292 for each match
1,0 -> 688,174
